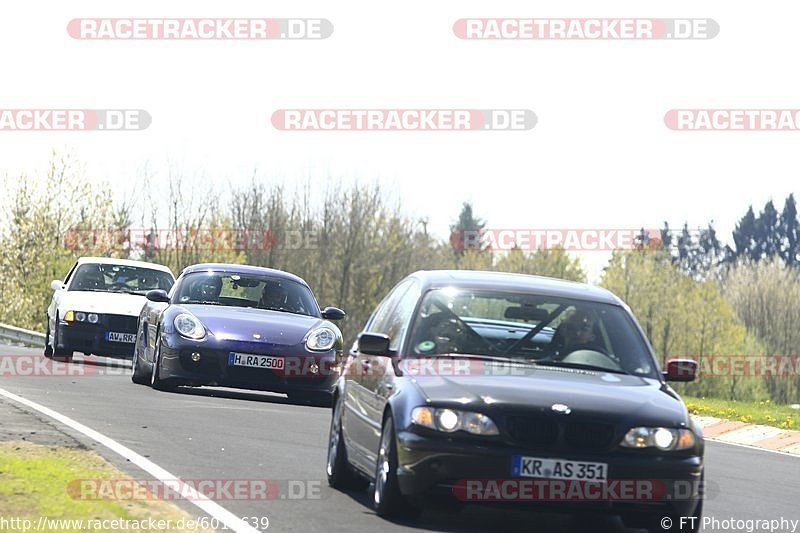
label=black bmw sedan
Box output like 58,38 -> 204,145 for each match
326,270 -> 703,532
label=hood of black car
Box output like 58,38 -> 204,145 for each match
407,359 -> 689,428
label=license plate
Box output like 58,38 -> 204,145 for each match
228,352 -> 285,370
512,456 -> 607,482
105,331 -> 136,343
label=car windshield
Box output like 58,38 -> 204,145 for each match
174,272 -> 321,317
405,287 -> 657,378
68,264 -> 174,294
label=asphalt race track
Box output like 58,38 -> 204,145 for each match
1,345 -> 798,533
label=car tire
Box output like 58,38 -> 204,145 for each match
43,319 -> 54,359
53,349 -> 73,362
131,331 -> 149,385
327,394 -> 369,491
52,314 -> 73,362
373,415 -> 420,519
149,334 -> 174,391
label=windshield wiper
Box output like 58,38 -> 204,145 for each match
532,361 -> 635,376
261,306 -> 305,315
73,288 -> 110,293
185,300 -> 224,306
406,352 -> 533,365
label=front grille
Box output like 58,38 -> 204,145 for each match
107,314 -> 138,332
503,414 -> 616,452
504,415 -> 559,448
564,421 -> 616,451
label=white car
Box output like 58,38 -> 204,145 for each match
45,257 -> 175,361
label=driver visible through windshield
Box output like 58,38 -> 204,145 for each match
174,272 -> 321,318
68,263 -> 173,295
406,288 -> 656,378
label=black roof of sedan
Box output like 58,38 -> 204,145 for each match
406,270 -> 622,305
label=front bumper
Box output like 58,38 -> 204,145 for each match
157,334 -> 341,395
395,429 -> 703,517
57,315 -> 138,358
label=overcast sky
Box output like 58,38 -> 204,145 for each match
1,1 -> 797,281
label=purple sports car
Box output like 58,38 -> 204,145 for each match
131,263 -> 346,406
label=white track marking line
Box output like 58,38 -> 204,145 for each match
706,437 -> 800,457
0,386 -> 261,533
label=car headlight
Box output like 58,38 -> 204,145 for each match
411,407 -> 499,436
306,327 -> 337,351
64,311 -> 100,324
174,313 -> 206,340
620,427 -> 696,451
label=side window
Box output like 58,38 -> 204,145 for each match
385,282 -> 421,351
366,279 -> 413,335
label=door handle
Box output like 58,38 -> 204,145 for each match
358,358 -> 386,377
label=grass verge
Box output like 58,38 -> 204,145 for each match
0,440 -> 213,532
684,396 -> 798,430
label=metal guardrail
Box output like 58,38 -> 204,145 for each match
0,323 -> 46,347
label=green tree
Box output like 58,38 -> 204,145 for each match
449,202 -> 487,259
723,259 -> 800,403
779,194 -> 798,266
0,153 -> 122,330
494,247 -> 586,282
228,180 -> 448,342
757,200 -> 780,259
601,248 -> 761,400
732,206 -> 758,262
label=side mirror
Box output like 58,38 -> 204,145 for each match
51,280 -> 63,291
664,358 -> 697,382
358,332 -> 392,356
145,289 -> 171,303
321,306 -> 346,321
